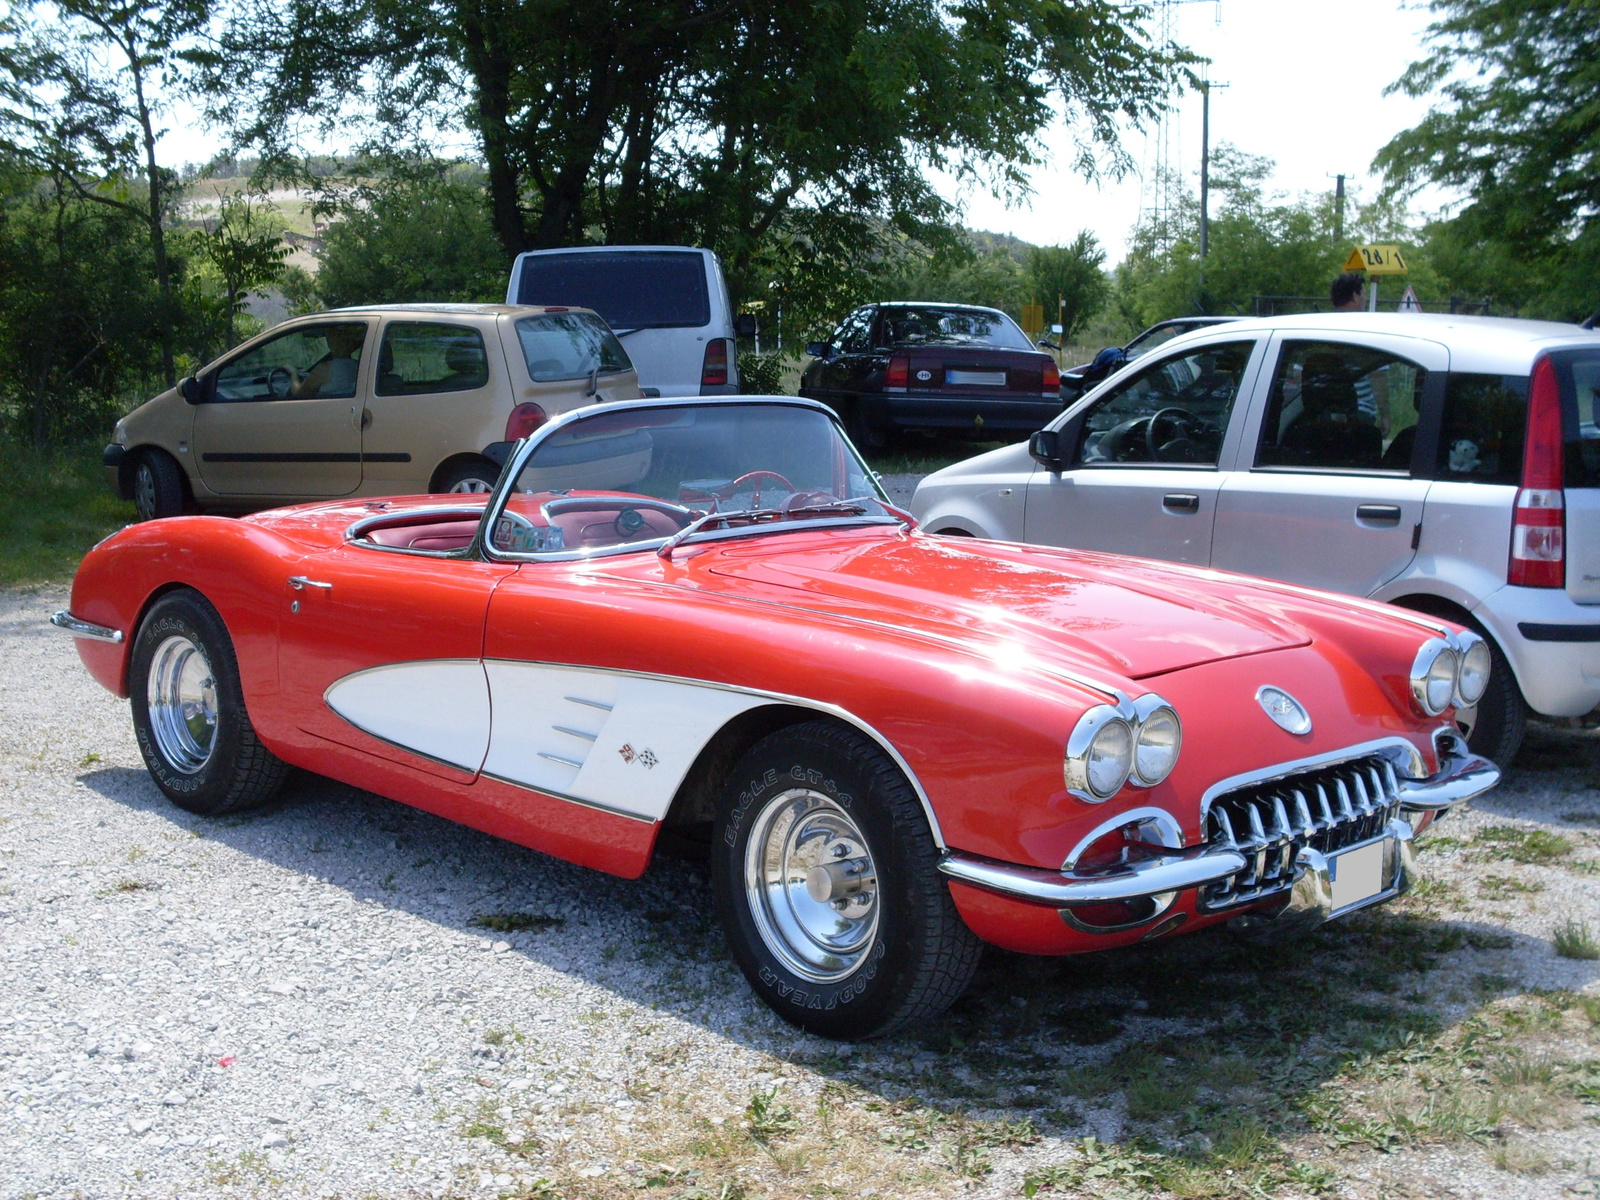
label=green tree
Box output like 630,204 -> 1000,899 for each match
195,190 -> 289,349
212,0 -> 1185,305
1375,0 -> 1600,320
1027,231 -> 1108,340
312,167 -> 506,309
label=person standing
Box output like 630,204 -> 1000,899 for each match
1330,272 -> 1367,312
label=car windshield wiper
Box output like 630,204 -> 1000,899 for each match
657,500 -> 878,560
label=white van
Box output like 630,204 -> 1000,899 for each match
506,246 -> 749,397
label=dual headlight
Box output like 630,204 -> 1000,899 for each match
1410,632 -> 1492,716
1064,694 -> 1182,802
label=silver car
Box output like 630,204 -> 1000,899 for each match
912,313 -> 1600,762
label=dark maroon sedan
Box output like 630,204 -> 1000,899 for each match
800,302 -> 1061,447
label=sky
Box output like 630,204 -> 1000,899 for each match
937,0 -> 1455,264
155,0 -> 1455,269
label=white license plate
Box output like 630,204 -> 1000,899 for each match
946,369 -> 1007,387
1329,838 -> 1388,911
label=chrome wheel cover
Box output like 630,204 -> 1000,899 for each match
448,477 -> 495,494
146,635 -> 218,773
133,462 -> 157,520
744,788 -> 879,983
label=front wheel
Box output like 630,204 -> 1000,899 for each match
132,449 -> 187,521
436,459 -> 501,495
712,721 -> 980,1039
129,590 -> 288,815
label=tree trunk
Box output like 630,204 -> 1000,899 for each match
127,36 -> 176,388
459,6 -> 528,262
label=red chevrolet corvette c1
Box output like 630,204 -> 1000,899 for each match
54,396 -> 1501,1038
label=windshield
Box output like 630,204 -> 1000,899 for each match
487,403 -> 891,557
879,307 -> 1033,350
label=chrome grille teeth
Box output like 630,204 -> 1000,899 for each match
1201,753 -> 1405,912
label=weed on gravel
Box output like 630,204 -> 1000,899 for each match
1554,919 -> 1600,960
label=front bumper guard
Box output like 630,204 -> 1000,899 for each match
938,738 -> 1499,917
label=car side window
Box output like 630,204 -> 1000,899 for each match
839,309 -> 873,354
1434,372 -> 1528,484
1075,340 -> 1255,466
1255,340 -> 1426,473
374,323 -> 489,396
212,323 -> 367,402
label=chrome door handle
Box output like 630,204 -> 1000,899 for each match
1162,493 -> 1200,513
287,576 -> 333,590
1356,504 -> 1402,525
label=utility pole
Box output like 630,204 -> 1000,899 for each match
1334,174 -> 1345,244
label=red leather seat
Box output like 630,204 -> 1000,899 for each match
363,520 -> 480,550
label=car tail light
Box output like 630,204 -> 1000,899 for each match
701,339 -> 729,388
1041,357 -> 1060,396
504,402 -> 547,441
885,354 -> 909,393
1509,356 -> 1565,588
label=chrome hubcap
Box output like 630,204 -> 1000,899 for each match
146,635 -> 218,773
744,788 -> 879,983
448,477 -> 494,494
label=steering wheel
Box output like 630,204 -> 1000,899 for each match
1145,406 -> 1200,461
779,489 -> 842,515
267,365 -> 298,399
715,470 -> 795,507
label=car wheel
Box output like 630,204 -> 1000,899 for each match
844,400 -> 888,452
712,720 -> 981,1039
129,590 -> 288,815
132,449 -> 186,521
436,460 -> 501,494
1454,630 -> 1526,765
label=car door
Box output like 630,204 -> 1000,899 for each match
192,320 -> 371,497
1023,337 -> 1265,564
274,537 -> 517,783
812,308 -> 877,407
364,318 -> 500,494
1212,331 -> 1449,595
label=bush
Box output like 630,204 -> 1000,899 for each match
737,352 -> 787,395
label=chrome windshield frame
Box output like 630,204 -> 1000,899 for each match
477,395 -> 894,565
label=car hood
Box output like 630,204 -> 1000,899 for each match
691,529 -> 1310,680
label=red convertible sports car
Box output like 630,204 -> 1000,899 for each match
55,397 -> 1500,1039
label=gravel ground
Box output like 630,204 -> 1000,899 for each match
4,577 -> 1600,1200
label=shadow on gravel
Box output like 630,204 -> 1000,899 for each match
78,760 -> 1598,1195
1472,719 -> 1600,825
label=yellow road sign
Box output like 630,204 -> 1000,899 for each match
1344,245 -> 1408,275
1020,304 -> 1044,336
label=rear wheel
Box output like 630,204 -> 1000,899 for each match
435,459 -> 501,495
132,449 -> 186,521
129,590 -> 288,815
712,721 -> 980,1039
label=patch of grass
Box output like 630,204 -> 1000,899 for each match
744,1087 -> 798,1140
865,438 -> 1004,477
1554,919 -> 1600,960
0,438 -> 136,586
1474,825 -> 1574,864
469,912 -> 564,933
1479,874 -> 1545,900
104,878 -> 149,895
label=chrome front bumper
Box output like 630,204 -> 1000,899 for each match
938,737 -> 1499,922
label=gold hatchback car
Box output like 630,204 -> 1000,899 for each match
105,303 -> 641,519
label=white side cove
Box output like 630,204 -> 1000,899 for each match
321,658 -> 947,843
324,660 -> 492,772
481,662 -> 766,821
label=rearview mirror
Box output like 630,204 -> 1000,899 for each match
804,341 -> 832,359
734,312 -> 759,338
178,375 -> 202,404
1036,338 -> 1060,351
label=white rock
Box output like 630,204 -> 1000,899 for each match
260,1132 -> 288,1149
128,1118 -> 153,1135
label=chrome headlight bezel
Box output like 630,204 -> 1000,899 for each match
1410,638 -> 1459,717
1129,693 -> 1183,788
1065,693 -> 1182,803
1453,633 -> 1491,708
